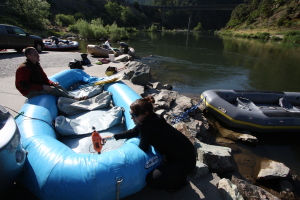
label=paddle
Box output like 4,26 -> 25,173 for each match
109,46 -> 117,56
94,75 -> 123,85
78,73 -> 124,89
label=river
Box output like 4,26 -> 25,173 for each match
79,32 -> 300,98
78,32 -> 300,191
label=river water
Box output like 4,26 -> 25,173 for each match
79,32 -> 300,98
78,32 -> 300,189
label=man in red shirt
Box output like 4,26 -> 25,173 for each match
15,47 -> 86,100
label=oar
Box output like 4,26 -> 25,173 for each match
109,46 -> 117,56
94,74 -> 123,85
77,74 -> 124,89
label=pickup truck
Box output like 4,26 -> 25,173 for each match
0,24 -> 44,52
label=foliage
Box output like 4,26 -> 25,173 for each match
283,35 -> 300,43
73,19 -> 94,40
227,4 -> 250,28
74,12 -> 85,21
47,29 -> 60,37
226,0 -> 300,30
104,1 -> 138,27
121,7 -> 137,27
283,30 -> 300,43
193,22 -> 202,31
55,14 -> 76,26
5,0 -> 50,29
91,18 -> 108,39
254,32 -> 270,39
104,1 -> 123,25
284,30 -> 300,36
147,24 -> 159,32
68,19 -> 128,41
107,22 -> 128,41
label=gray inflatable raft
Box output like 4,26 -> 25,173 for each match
200,90 -> 300,133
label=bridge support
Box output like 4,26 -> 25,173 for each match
187,12 -> 192,33
160,10 -> 165,24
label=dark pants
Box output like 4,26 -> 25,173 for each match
124,46 -> 129,54
146,160 -> 195,190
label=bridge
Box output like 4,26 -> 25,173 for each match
140,4 -> 239,11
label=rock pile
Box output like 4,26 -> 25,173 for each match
121,59 -> 299,199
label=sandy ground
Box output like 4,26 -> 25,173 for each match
0,50 -> 222,200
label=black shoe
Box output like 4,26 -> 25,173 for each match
167,179 -> 189,192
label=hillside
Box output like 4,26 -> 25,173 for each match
224,0 -> 300,35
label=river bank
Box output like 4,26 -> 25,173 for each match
216,27 -> 300,43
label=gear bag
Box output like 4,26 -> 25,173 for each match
69,59 -> 83,69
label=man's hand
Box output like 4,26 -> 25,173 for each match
43,85 -> 53,92
52,82 -> 59,87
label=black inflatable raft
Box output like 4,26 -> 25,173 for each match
200,90 -> 300,133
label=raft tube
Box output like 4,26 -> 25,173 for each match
16,69 -> 161,200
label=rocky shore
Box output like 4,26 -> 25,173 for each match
119,56 -> 300,200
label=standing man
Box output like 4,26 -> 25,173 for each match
117,41 -> 129,54
15,47 -> 86,100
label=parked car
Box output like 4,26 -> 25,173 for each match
0,24 -> 44,52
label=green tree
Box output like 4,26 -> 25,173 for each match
121,7 -> 136,27
104,1 -> 123,25
193,22 -> 202,31
55,14 -> 76,26
6,0 -> 50,29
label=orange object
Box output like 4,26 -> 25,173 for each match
91,127 -> 104,154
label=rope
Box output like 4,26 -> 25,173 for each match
3,106 -> 60,138
171,96 -> 206,125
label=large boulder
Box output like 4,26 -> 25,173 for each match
114,54 -> 133,62
124,61 -> 152,86
152,90 -> 178,110
195,139 -> 236,174
256,159 -> 290,180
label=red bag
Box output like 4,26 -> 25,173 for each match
98,58 -> 109,64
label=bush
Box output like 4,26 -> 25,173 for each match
68,24 -> 79,33
55,14 -> 76,26
193,22 -> 202,31
283,35 -> 300,43
255,32 -> 270,39
47,30 -> 60,37
108,22 -> 128,41
75,19 -> 94,40
147,24 -> 159,32
284,30 -> 300,36
6,0 -> 50,29
91,25 -> 108,39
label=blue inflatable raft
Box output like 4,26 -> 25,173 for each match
15,69 -> 161,200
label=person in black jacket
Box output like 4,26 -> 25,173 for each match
103,96 -> 196,192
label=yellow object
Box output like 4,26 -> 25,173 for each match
94,75 -> 123,86
105,71 -> 115,76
